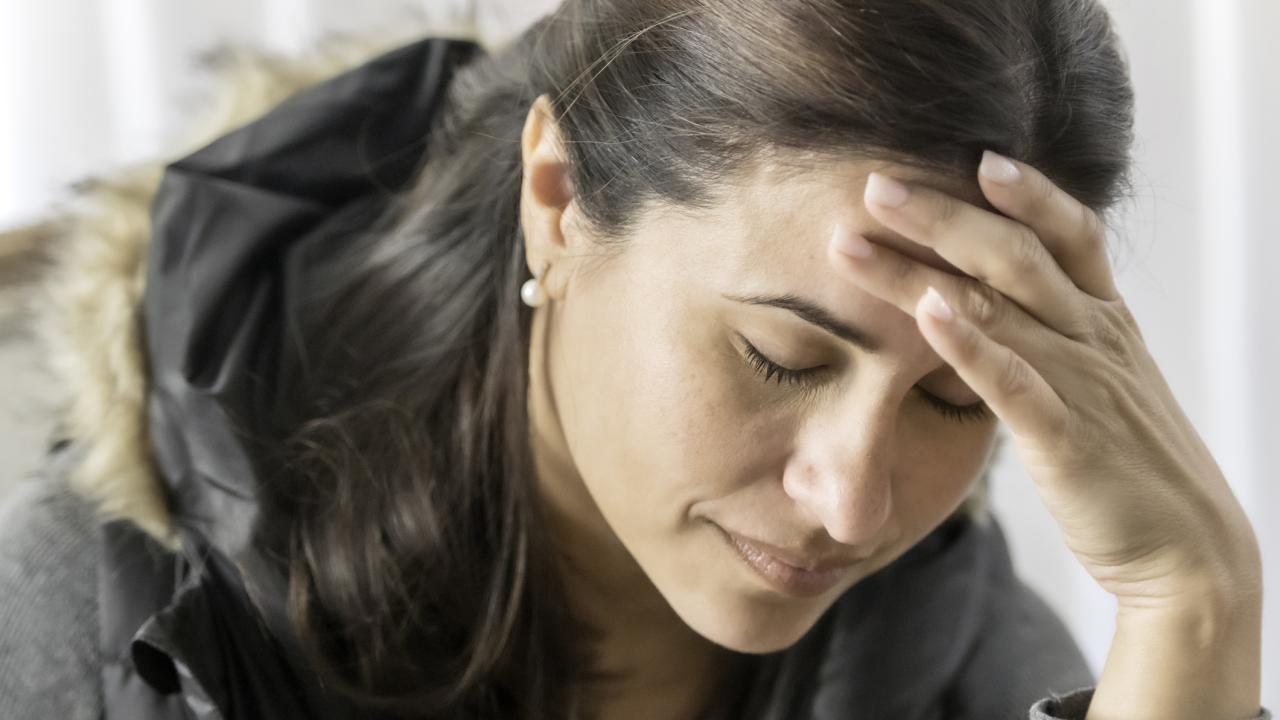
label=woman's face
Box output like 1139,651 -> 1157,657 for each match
523,107 -> 1000,654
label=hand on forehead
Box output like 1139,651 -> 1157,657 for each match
849,162 -> 995,279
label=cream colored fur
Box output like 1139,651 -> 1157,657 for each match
18,33 -> 426,551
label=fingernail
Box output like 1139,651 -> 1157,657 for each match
922,286 -> 953,321
832,224 -> 874,259
979,150 -> 1020,184
865,172 -> 909,208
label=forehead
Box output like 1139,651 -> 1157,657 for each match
630,154 -> 993,363
730,155 -> 992,278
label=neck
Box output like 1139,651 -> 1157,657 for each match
526,303 -> 748,720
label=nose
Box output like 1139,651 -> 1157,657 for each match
781,405 -> 894,548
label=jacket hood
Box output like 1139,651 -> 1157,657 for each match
27,29 -> 1005,720
35,35 -> 485,555
29,33 -> 489,720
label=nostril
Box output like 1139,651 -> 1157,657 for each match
782,460 -> 893,548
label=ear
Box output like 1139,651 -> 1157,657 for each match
519,94 -> 578,302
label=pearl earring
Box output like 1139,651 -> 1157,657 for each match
521,262 -> 550,307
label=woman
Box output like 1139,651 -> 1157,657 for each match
0,0 -> 1268,718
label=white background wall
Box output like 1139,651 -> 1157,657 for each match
1,0 -> 1275,711
991,1 -> 1280,712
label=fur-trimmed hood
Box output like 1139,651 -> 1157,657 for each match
25,34 -> 485,556
11,36 -> 492,719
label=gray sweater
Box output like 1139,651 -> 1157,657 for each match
0,467 -> 1270,720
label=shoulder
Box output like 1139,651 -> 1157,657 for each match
0,439 -> 105,720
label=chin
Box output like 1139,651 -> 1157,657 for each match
668,585 -> 833,654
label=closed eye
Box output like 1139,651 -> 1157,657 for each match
738,335 -> 991,423
740,336 -> 822,387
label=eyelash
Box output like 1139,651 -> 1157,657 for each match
739,338 -> 992,424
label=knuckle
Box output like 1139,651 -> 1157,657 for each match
1079,204 -> 1106,247
955,318 -> 985,362
1065,304 -> 1096,341
962,282 -> 1004,330
930,194 -> 962,232
1006,227 -> 1046,277
996,349 -> 1033,400
1044,403 -> 1072,438
1032,171 -> 1057,208
1086,306 -> 1135,365
1112,298 -> 1140,331
889,253 -> 915,283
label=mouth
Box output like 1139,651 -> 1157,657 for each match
713,524 -> 855,598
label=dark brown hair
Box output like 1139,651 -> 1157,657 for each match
259,0 -> 1135,717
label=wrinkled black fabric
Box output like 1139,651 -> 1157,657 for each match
144,35 -> 483,564
112,34 -> 484,720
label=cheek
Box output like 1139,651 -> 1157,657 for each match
641,323 -> 773,504
554,272 -> 732,538
893,419 -> 998,529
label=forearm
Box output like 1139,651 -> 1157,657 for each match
1086,586 -> 1263,720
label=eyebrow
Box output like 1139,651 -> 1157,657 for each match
722,292 -> 884,354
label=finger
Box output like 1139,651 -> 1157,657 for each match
862,172 -> 1092,339
915,285 -> 1069,442
829,227 -> 1068,371
976,150 -> 1121,302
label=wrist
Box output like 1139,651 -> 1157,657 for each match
1115,523 -> 1263,618
1089,588 -> 1262,720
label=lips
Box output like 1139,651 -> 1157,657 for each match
728,533 -> 864,573
716,525 -> 860,598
